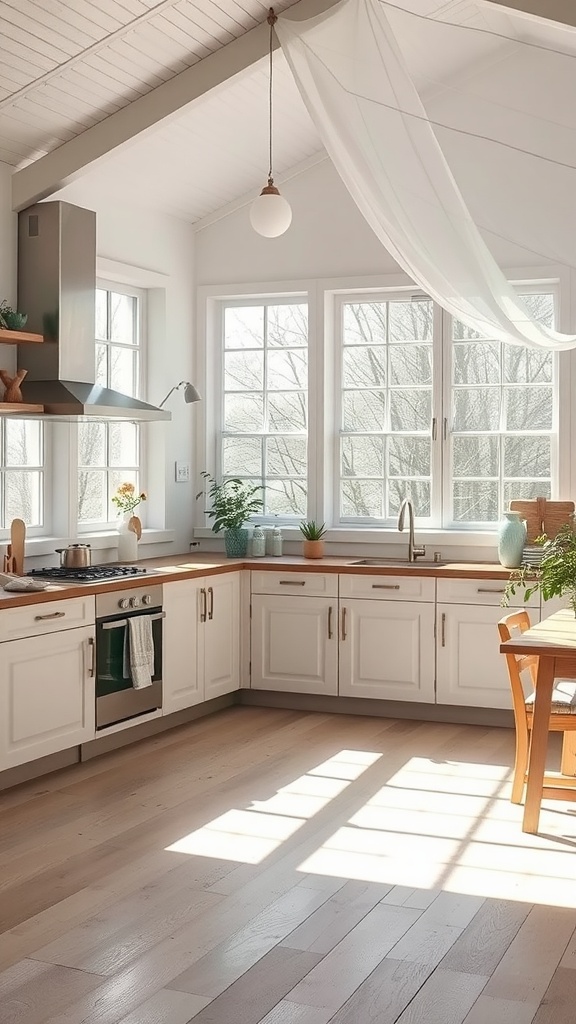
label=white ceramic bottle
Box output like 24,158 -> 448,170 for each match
252,526 -> 265,557
271,526 -> 283,557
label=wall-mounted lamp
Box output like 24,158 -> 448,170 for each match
158,381 -> 201,408
250,8 -> 292,238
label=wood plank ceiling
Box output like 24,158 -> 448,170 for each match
0,0 -> 322,221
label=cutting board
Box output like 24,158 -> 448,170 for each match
509,498 -> 575,542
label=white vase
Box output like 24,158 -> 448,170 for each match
117,514 -> 139,563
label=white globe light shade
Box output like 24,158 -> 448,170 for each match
250,188 -> 292,238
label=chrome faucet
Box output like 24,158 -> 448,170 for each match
397,498 -> 426,562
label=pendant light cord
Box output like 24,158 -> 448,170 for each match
267,8 -> 277,185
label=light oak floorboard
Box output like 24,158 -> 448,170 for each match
2,709 -> 576,1024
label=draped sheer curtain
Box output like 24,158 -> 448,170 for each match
276,0 -> 576,350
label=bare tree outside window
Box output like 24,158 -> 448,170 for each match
0,419 -> 43,527
450,292 -> 555,524
339,298 -> 434,521
222,302 -> 308,517
78,287 -> 141,524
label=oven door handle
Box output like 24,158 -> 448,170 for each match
100,611 -> 165,630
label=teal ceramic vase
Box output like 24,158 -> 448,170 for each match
224,528 -> 248,557
497,511 -> 527,568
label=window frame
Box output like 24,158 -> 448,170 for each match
77,279 -> 146,533
199,270 -> 570,544
0,418 -> 47,536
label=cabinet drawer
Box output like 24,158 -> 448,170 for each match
0,596 -> 95,642
339,574 -> 435,602
436,578 -> 539,608
251,571 -> 338,598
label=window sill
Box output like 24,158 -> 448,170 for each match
15,529 -> 175,559
193,526 -> 498,547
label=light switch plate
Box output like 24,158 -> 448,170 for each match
175,461 -> 190,483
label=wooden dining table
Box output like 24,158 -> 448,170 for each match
500,607 -> 576,833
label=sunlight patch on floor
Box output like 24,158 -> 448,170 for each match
298,755 -> 576,908
165,748 -> 382,863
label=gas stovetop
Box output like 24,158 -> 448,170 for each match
28,565 -> 154,584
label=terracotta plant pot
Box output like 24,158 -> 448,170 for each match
303,539 -> 324,559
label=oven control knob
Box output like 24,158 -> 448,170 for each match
129,597 -> 141,608
119,598 -> 130,609
142,594 -> 152,606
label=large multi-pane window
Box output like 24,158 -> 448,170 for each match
448,292 -> 555,524
78,285 -> 142,525
0,420 -> 44,528
211,284 -> 560,532
338,296 -> 435,522
221,301 -> 308,517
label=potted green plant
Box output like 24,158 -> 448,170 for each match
503,520 -> 576,614
0,300 -> 28,331
196,472 -> 263,557
299,520 -> 327,559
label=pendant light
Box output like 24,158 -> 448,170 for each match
250,8 -> 292,238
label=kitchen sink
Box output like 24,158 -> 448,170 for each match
347,558 -> 447,567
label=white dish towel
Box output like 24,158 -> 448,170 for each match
123,615 -> 154,689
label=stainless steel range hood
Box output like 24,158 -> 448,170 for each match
16,201 -> 170,421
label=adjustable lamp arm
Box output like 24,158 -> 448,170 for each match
158,381 -> 201,408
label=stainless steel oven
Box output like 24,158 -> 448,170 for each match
95,584 -> 163,729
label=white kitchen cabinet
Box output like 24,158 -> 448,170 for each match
435,579 -> 539,709
250,575 -> 434,701
339,598 -> 436,702
163,578 -> 202,714
251,594 -> 338,695
0,626 -> 95,770
163,572 -> 240,714
203,572 -> 240,700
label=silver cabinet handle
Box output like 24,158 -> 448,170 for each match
200,588 -> 207,623
279,580 -> 306,586
477,587 -> 505,594
208,586 -> 214,620
341,606 -> 347,641
34,611 -> 65,621
328,605 -> 333,640
441,612 -> 446,648
372,584 -> 400,590
87,636 -> 95,677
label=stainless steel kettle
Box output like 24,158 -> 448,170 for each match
55,544 -> 92,568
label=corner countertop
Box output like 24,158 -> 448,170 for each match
0,553 -> 514,610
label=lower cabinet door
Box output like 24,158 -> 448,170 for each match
339,599 -> 436,702
203,572 -> 240,700
436,603 -> 516,709
163,578 -> 203,714
0,626 -> 95,770
251,594 -> 338,695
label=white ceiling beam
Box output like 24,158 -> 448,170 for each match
11,0 -> 342,212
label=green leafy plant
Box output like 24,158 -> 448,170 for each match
0,300 -> 27,330
196,472 -> 262,532
503,520 -> 576,614
299,520 -> 327,541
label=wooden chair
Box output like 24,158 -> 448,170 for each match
498,610 -> 576,803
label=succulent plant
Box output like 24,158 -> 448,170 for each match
0,300 -> 27,330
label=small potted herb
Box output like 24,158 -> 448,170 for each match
299,520 -> 327,559
503,520 -> 576,615
197,472 -> 263,557
0,300 -> 28,331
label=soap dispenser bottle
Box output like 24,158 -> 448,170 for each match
252,526 -> 265,557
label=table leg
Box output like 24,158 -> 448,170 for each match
523,655 -> 555,833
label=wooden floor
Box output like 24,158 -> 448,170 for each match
2,708 -> 576,1024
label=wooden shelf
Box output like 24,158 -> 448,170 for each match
0,329 -> 43,344
0,403 -> 44,414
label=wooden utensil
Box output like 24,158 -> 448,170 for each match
128,516 -> 142,540
3,544 -> 16,574
9,518 -> 26,575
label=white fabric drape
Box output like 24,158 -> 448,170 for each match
276,0 -> 576,350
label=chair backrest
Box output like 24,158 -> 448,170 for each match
498,610 -> 538,718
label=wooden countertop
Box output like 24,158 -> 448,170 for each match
0,554 -> 514,610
